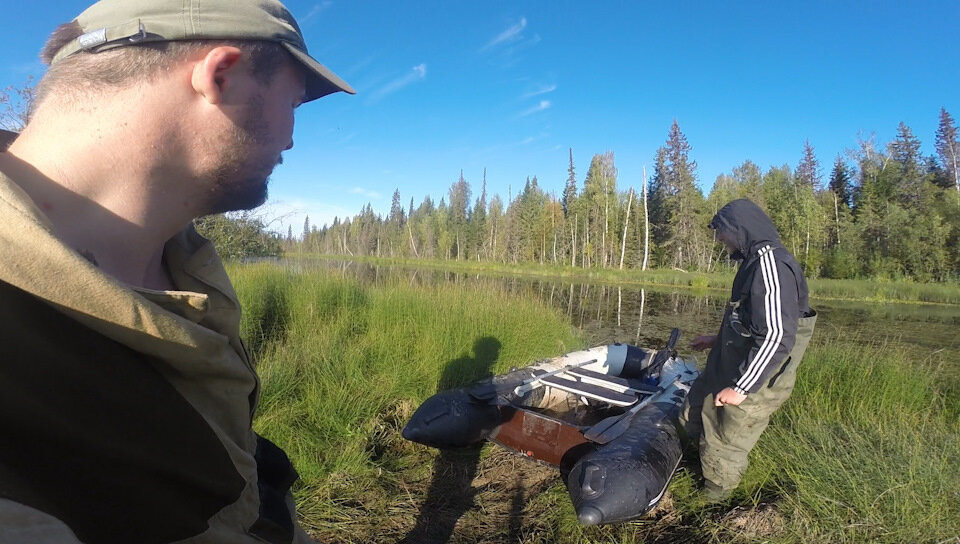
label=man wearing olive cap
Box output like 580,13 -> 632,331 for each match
0,1 -> 353,542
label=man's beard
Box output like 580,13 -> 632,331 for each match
203,94 -> 279,215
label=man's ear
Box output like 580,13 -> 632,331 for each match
191,46 -> 244,105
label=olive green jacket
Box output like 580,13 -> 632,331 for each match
0,166 -> 310,543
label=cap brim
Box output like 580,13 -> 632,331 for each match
0,129 -> 18,149
282,43 -> 355,102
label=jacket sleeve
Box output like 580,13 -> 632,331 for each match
733,249 -> 799,395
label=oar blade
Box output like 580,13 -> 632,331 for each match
582,414 -> 631,445
582,395 -> 655,444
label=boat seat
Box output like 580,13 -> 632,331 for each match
537,372 -> 639,407
565,367 -> 659,396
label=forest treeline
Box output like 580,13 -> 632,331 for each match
296,109 -> 960,282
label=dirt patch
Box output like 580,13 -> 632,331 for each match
721,503 -> 786,540
305,406 -> 740,543
381,445 -> 716,544
392,446 -> 562,543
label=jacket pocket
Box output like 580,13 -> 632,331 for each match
767,356 -> 792,388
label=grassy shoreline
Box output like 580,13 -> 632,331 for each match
230,262 -> 959,543
283,253 -> 960,306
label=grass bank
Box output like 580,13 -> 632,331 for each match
230,262 -> 960,543
288,254 -> 960,305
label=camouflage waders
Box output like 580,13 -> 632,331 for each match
680,309 -> 817,493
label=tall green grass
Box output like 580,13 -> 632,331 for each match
806,277 -> 960,305
229,262 -> 960,543
742,335 -> 960,543
229,262 -> 583,537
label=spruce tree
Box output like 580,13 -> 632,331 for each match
889,122 -> 924,207
935,107 -> 960,197
829,155 -> 852,207
663,121 -> 706,269
795,140 -> 822,189
390,189 -> 404,230
472,169 -> 489,259
563,148 -> 577,217
647,147 -> 669,263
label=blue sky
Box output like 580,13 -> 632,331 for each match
2,1 -> 959,235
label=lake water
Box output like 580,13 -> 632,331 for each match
274,258 -> 960,376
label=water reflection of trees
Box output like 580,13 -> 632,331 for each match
278,259 -> 958,359
285,259 -> 732,347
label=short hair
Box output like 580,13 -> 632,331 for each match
32,21 -> 291,112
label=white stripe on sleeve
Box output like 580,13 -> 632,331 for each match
736,247 -> 783,393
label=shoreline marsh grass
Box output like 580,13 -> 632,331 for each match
742,334 -> 960,543
230,262 -> 960,543
291,254 -> 960,306
230,262 -> 583,537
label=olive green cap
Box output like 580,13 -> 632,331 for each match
50,0 -> 355,102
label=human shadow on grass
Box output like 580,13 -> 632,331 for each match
399,336 -> 516,544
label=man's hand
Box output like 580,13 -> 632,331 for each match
690,335 -> 718,351
714,387 -> 746,407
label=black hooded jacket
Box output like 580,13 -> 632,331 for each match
707,199 -> 811,395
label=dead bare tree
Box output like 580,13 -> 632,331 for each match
619,187 -> 633,269
641,164 -> 649,271
0,77 -> 33,131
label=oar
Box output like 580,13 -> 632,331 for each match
468,358 -> 598,401
513,359 -> 598,396
582,378 -> 679,445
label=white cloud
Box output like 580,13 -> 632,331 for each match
367,63 -> 428,103
522,84 -> 557,99
482,17 -> 527,51
519,100 -> 551,117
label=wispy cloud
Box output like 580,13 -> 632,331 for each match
521,84 -> 557,100
367,63 -> 427,103
482,17 -> 527,51
302,1 -> 333,24
520,132 -> 550,146
470,131 -> 549,157
503,33 -> 541,58
351,187 -> 382,199
519,100 -> 551,117
344,55 -> 376,79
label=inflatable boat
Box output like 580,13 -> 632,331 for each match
402,329 -> 698,525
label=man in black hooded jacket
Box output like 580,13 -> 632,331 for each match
680,199 -> 817,501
